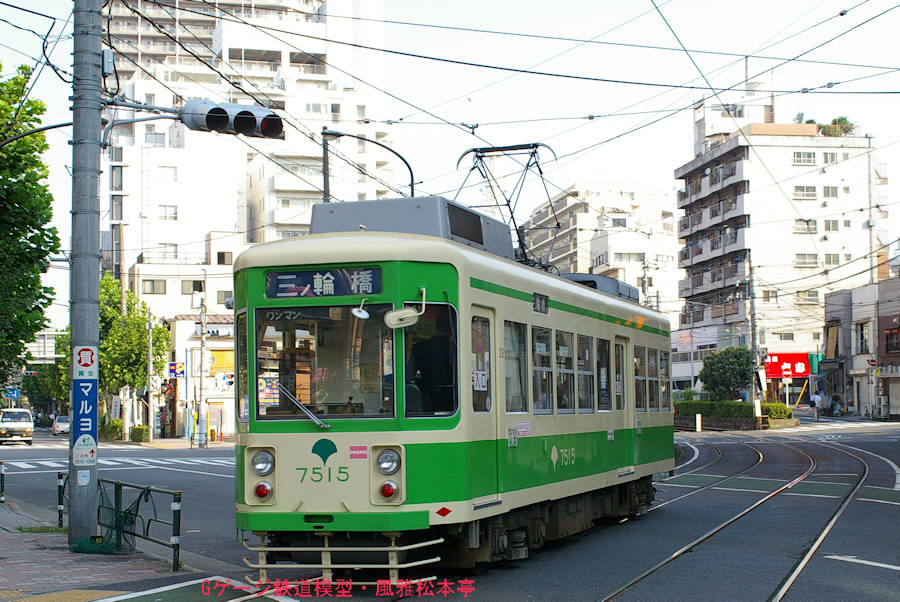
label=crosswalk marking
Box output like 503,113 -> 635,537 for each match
34,460 -> 66,468
2,456 -> 236,473
7,461 -> 36,469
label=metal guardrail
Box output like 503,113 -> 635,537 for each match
58,473 -> 182,571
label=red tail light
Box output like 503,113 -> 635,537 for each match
255,481 -> 273,500
380,480 -> 398,500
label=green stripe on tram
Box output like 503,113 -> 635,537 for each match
469,277 -> 669,337
405,425 -> 674,503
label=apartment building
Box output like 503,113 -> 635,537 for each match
822,277 -> 900,419
671,90 -> 890,396
520,184 -> 681,321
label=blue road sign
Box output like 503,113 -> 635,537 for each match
4,387 -> 19,399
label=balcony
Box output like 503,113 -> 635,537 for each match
273,173 -> 320,192
137,252 -> 207,265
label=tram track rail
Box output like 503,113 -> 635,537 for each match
604,438 -> 872,601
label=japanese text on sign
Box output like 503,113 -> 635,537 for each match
199,577 -> 476,598
266,268 -> 382,298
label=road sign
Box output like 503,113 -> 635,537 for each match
867,359 -> 877,367
4,387 -> 19,399
72,345 -> 98,379
168,362 -> 185,378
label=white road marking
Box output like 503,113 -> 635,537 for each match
7,461 -> 36,468
673,441 -> 700,472
824,555 -> 900,572
833,442 -> 900,490
34,460 -> 66,468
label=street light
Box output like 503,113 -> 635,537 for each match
321,126 -> 414,203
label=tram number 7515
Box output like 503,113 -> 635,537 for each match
296,466 -> 350,483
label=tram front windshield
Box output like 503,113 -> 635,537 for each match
255,305 -> 394,419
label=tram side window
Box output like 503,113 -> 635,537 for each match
471,316 -> 492,412
405,304 -> 458,416
634,345 -> 647,412
577,335 -> 594,413
236,312 -> 249,422
504,321 -> 528,413
597,338 -> 612,411
556,330 -> 575,414
614,342 -> 625,410
660,351 -> 671,411
647,348 -> 659,411
532,326 -> 552,414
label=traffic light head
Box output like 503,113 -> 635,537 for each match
181,99 -> 284,138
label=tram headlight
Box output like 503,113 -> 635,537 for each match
251,450 -> 275,476
376,449 -> 400,475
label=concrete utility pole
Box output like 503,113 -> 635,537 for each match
146,319 -> 154,443
68,0 -> 102,550
198,271 -> 208,448
748,257 -> 759,401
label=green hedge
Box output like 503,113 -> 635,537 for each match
674,400 -> 793,420
129,425 -> 149,442
99,419 -> 122,441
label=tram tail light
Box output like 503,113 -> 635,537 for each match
379,480 -> 399,500
254,481 -> 273,500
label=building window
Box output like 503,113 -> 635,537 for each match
159,166 -> 177,182
792,151 -> 815,165
795,253 -> 818,266
824,253 -> 840,266
160,243 -> 177,259
763,290 -> 777,302
109,146 -> 123,162
774,332 -> 794,341
823,152 -> 837,164
532,327 -> 552,415
843,186 -> 850,194
110,195 -> 123,221
614,252 -> 645,262
793,219 -> 816,234
812,332 -> 821,341
145,132 -> 165,147
856,322 -> 869,354
358,139 -> 366,154
796,290 -> 819,304
886,328 -> 900,353
159,205 -> 177,220
357,163 -> 366,183
142,279 -> 165,294
357,104 -> 366,119
612,218 -> 627,228
217,252 -> 233,265
844,253 -> 852,261
844,220 -> 852,228
217,290 -> 232,305
793,186 -> 816,199
110,165 -> 123,191
181,280 -> 203,294
504,321 -> 528,413
824,220 -> 838,232
823,186 -> 838,198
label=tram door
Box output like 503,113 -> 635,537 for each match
615,337 -> 635,475
471,308 -> 500,503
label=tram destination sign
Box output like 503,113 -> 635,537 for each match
266,268 -> 382,298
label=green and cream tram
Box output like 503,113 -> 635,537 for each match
233,196 -> 674,583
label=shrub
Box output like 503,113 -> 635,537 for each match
682,388 -> 698,401
763,403 -> 793,419
697,347 -> 752,400
129,425 -> 149,442
674,400 -> 754,419
99,419 -> 123,441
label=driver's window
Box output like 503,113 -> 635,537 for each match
404,304 -> 458,416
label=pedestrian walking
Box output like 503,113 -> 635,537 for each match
810,391 -> 822,422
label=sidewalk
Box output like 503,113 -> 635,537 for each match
112,437 -> 234,451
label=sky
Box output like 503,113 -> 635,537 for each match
1,0 -> 898,328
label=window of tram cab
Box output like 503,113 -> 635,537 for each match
254,305 -> 395,420
532,327 -> 552,414
659,350 -> 671,411
634,345 -> 647,412
647,348 -> 660,411
504,321 -> 528,413
404,304 -> 458,416
471,316 -> 492,412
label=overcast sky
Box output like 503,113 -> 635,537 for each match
1,1 -> 897,327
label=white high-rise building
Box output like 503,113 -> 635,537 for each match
671,90 -> 890,397
521,184 -> 681,322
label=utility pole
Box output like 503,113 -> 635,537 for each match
68,0 -> 102,550
748,257 -> 760,402
146,319 -> 154,443
321,127 -> 331,203
198,271 -> 208,448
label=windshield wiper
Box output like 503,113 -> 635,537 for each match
276,382 -> 331,430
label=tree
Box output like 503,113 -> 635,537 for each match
698,346 -> 752,401
20,359 -> 68,415
0,64 -> 60,383
819,116 -> 854,137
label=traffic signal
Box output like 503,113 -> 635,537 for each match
181,99 -> 284,138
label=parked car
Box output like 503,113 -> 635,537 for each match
0,408 -> 34,445
51,414 -> 71,436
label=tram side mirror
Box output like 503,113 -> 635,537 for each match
384,308 -> 420,329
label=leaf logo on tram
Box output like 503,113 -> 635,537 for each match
311,439 -> 338,465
